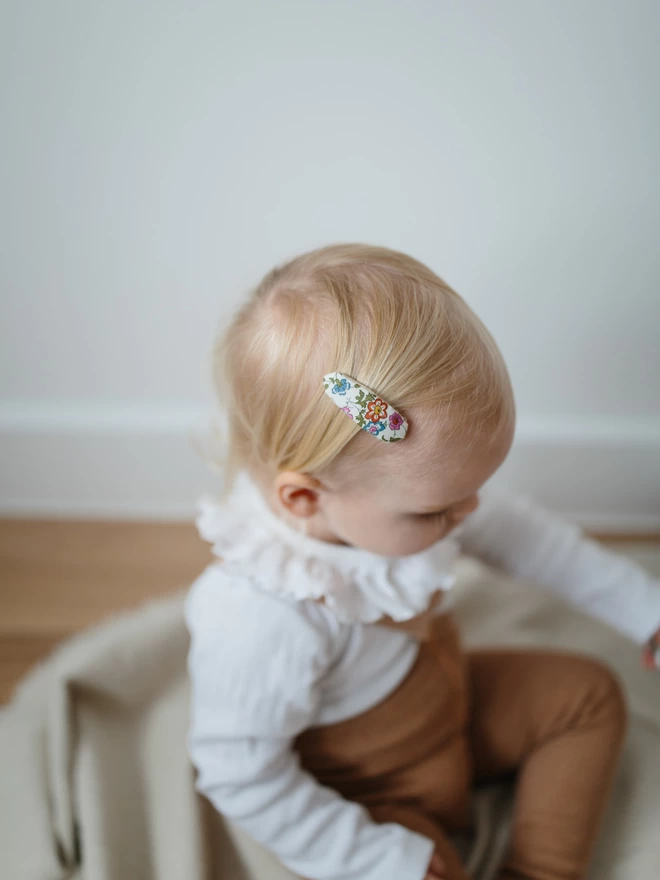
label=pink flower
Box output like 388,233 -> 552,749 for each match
342,406 -> 354,419
389,412 -> 404,431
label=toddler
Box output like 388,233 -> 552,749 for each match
185,245 -> 660,880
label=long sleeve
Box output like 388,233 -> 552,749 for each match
189,735 -> 433,880
184,569 -> 434,880
459,489 -> 660,644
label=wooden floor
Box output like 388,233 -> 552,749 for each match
0,519 -> 658,705
0,519 -> 212,704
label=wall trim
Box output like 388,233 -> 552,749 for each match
1,403 -> 658,530
2,402 -> 660,443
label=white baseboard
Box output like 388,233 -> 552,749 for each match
0,404 -> 659,531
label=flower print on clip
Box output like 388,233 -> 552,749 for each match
389,412 -> 404,432
322,372 -> 409,442
367,420 -> 387,436
330,376 -> 351,396
365,398 -> 388,423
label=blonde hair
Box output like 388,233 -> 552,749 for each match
211,244 -> 514,498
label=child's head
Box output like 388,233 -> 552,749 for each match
212,244 -> 515,556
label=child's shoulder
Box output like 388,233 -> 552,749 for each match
185,566 -> 339,720
184,563 -> 337,656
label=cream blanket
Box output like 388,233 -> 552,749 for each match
2,558 -> 660,880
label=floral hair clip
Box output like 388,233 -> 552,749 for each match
322,372 -> 409,442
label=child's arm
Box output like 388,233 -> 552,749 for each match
458,488 -> 660,651
185,575 -> 435,880
190,733 -> 435,880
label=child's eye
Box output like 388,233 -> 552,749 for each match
416,509 -> 448,520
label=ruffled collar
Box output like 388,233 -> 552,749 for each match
196,470 -> 460,624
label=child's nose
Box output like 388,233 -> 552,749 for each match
450,494 -> 480,523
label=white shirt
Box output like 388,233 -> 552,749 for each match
185,471 -> 660,880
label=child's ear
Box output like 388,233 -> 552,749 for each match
274,472 -> 323,519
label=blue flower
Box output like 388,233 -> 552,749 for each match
366,420 -> 387,435
332,377 -> 351,396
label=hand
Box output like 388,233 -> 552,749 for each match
424,850 -> 446,879
642,626 -> 660,671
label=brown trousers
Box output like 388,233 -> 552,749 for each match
295,614 -> 627,880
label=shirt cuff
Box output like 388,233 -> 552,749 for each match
385,827 -> 436,880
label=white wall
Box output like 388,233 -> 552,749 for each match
1,1 -> 659,527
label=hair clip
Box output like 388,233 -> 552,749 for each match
322,372 -> 408,442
